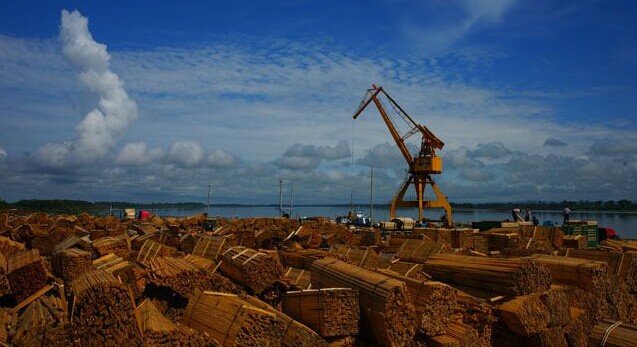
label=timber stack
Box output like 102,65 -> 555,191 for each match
310,258 -> 417,346
218,246 -> 284,294
282,288 -> 360,337
147,256 -> 238,297
51,248 -> 93,282
6,249 -> 50,302
69,269 -> 143,346
588,319 -> 637,347
423,254 -> 552,296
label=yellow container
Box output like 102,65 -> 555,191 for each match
414,156 -> 442,173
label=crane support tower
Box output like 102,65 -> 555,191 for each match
352,85 -> 453,227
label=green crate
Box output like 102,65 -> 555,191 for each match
561,223 -> 599,248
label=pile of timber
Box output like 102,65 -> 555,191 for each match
279,249 -> 348,270
137,239 -> 178,265
183,254 -> 216,270
0,308 -> 11,344
311,258 -> 417,346
531,254 -> 612,324
561,247 -> 637,292
6,249 -> 50,302
138,299 -> 220,347
329,246 -> 379,268
218,246 -> 284,294
375,268 -> 457,336
386,260 -> 426,280
395,238 -> 446,263
588,319 -> 637,347
282,288 -> 359,338
51,248 -> 93,282
600,239 -> 637,253
454,290 -> 497,347
425,321 -> 479,347
0,235 -> 26,256
423,254 -> 552,296
486,232 -> 520,252
69,269 -> 143,346
497,293 -> 550,336
191,235 -> 232,261
563,235 -> 586,249
10,295 -> 70,347
0,254 -> 8,296
282,267 -> 312,290
92,235 -> 130,259
51,234 -> 91,254
183,290 -> 327,346
147,256 -> 237,297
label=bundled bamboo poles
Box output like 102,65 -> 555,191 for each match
282,288 -> 359,338
183,290 -> 327,347
282,267 -> 312,290
588,319 -> 637,347
69,269 -> 143,346
148,256 -> 238,297
51,248 -> 93,282
219,246 -> 284,294
311,258 -> 417,346
423,254 -> 552,296
6,249 -> 51,302
375,268 -> 457,336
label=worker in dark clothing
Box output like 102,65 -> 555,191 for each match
563,207 -> 571,225
532,215 -> 539,226
524,208 -> 532,222
511,208 -> 522,222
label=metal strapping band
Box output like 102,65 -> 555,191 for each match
600,320 -> 622,346
242,252 -> 264,265
232,248 -> 250,260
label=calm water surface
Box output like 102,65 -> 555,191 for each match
143,206 -> 637,239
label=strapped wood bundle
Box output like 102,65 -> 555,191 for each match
588,319 -> 637,347
532,254 -> 610,292
92,235 -> 130,259
564,307 -> 588,347
329,246 -> 379,268
486,232 -> 520,251
375,268 -> 456,336
191,235 -> 232,260
51,248 -> 93,282
219,246 -> 284,294
279,249 -> 346,270
561,248 -> 637,293
540,285 -> 571,327
600,239 -> 637,252
283,267 -> 312,290
0,235 -> 26,257
52,234 -> 91,254
183,254 -> 216,270
387,260 -> 425,279
454,290 -> 496,347
6,249 -> 50,302
395,238 -> 446,263
69,269 -> 143,346
148,256 -> 237,297
377,252 -> 396,269
426,321 -> 479,347
183,291 -> 327,347
563,235 -> 586,249
137,238 -> 178,265
497,293 -> 550,336
282,288 -> 359,338
10,295 -> 71,347
311,258 -> 417,346
423,254 -> 552,296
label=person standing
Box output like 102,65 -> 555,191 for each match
524,208 -> 532,222
532,215 -> 539,226
512,208 -> 522,222
563,207 -> 571,225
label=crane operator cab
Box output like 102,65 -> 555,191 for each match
413,155 -> 442,174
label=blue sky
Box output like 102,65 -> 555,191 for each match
0,0 -> 636,205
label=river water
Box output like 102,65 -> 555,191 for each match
140,206 -> 637,239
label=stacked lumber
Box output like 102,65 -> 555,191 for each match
395,238 -> 446,263
454,290 -> 496,347
329,246 -> 379,268
51,248 -> 93,282
69,269 -> 143,346
283,267 -> 312,290
93,253 -> 129,272
588,319 -> 637,347
385,234 -> 423,253
423,254 -> 552,296
137,239 -> 178,265
0,235 -> 26,256
0,308 -> 11,343
6,249 -> 50,302
564,307 -> 588,347
51,234 -> 91,254
311,258 -> 417,346
183,290 -> 327,346
375,268 -> 457,336
191,235 -> 232,260
279,249 -> 348,270
148,256 -> 238,297
563,235 -> 586,249
282,288 -> 359,337
377,252 -> 396,268
387,260 -> 425,279
426,321 -> 479,347
562,248 -> 637,293
497,293 -> 550,336
183,254 -> 216,270
600,239 -> 637,252
486,232 -> 519,251
219,246 -> 284,294
10,295 -> 70,346
460,232 -> 489,252
540,286 -> 571,327
92,235 -> 130,259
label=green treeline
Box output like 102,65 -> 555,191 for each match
2,199 -> 204,213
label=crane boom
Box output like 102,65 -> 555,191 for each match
352,85 -> 453,226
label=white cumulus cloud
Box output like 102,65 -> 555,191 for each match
115,142 -> 164,166
167,141 -> 206,168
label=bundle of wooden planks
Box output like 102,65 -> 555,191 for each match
561,248 -> 637,293
183,290 -> 327,346
6,249 -> 50,302
51,248 -> 93,282
453,290 -> 496,347
191,235 -> 232,261
282,267 -> 312,290
282,288 -> 359,338
425,321 -> 479,347
562,235 -> 586,249
329,246 -> 379,268
10,295 -> 70,346
497,293 -> 550,336
136,239 -> 178,265
311,258 -> 417,346
92,235 -> 130,259
588,319 -> 637,347
183,254 -> 216,270
69,269 -> 143,346
386,260 -> 426,280
219,246 -> 284,294
395,238 -> 446,263
147,256 -> 237,297
423,254 -> 552,296
375,268 -> 456,336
